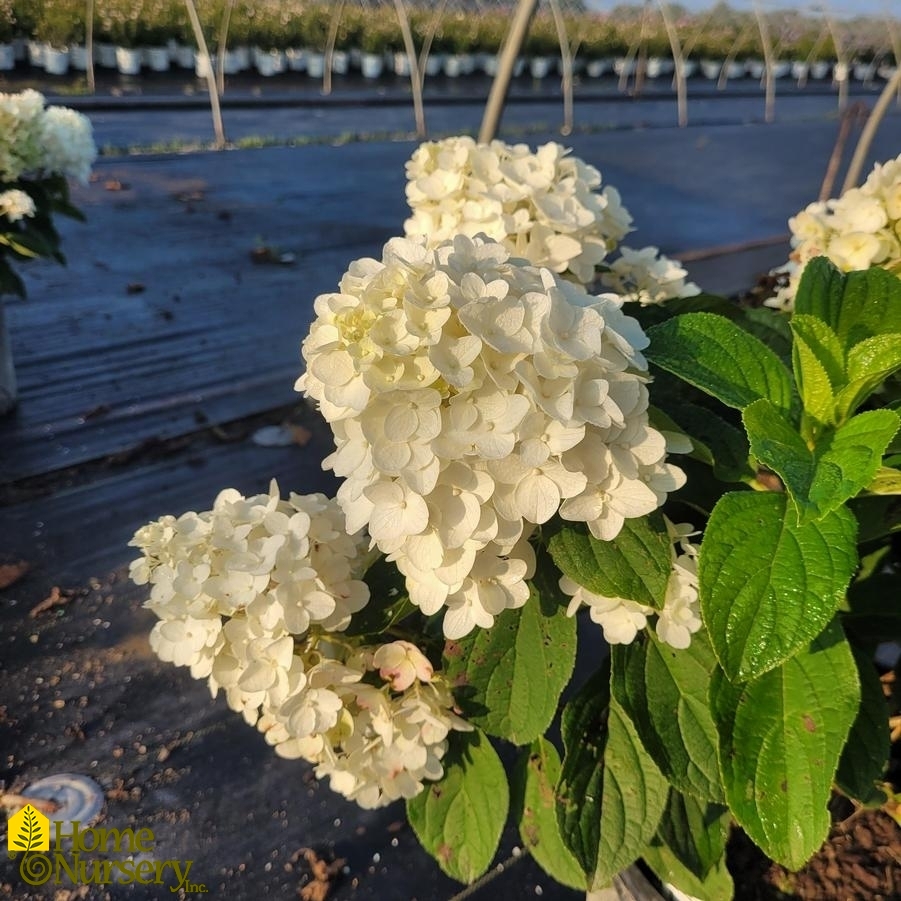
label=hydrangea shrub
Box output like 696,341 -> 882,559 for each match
0,89 -> 96,297
131,139 -> 901,899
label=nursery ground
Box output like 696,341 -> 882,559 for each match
1,112 -> 901,899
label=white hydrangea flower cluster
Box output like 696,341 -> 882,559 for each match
560,517 -> 702,649
0,189 -> 36,223
403,136 -> 633,286
130,482 -> 468,810
263,638 -> 470,809
598,245 -> 701,306
298,234 -> 686,640
0,89 -> 96,185
768,152 -> 901,311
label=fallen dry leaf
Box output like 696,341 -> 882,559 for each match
290,425 -> 312,447
0,560 -> 30,589
297,848 -> 345,901
104,179 -> 129,191
30,586 -> 81,618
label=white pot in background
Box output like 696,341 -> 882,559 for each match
585,58 -> 610,78
878,64 -> 898,80
254,48 -> 285,76
810,60 -> 831,79
43,45 -> 70,75
645,57 -> 673,78
95,42 -> 117,68
285,47 -> 306,71
0,43 -> 15,71
529,56 -> 551,78
27,39 -> 45,68
360,52 -> 383,79
174,44 -> 195,69
853,61 -> 876,81
771,60 -> 791,78
443,54 -> 466,77
116,46 -> 142,75
69,44 -> 89,70
746,59 -> 765,79
144,46 -> 170,72
233,45 -> 251,70
424,53 -> 443,77
331,49 -> 349,74
678,58 -> 698,78
305,51 -> 325,78
219,49 -> 243,74
614,56 -> 636,77
700,59 -> 721,79
393,52 -> 411,77
791,60 -> 808,80
482,54 -> 500,77
458,53 -> 476,75
723,60 -> 745,79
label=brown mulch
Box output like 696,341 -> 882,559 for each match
730,808 -> 901,900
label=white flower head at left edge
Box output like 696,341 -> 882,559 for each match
297,234 -> 687,639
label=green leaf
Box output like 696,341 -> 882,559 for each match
647,312 -> 794,413
835,646 -> 891,806
834,335 -> 901,421
511,738 -> 586,890
700,491 -> 858,681
443,575 -> 576,745
744,404 -> 900,523
407,729 -> 508,884
654,790 -> 730,880
844,573 -> 901,645
790,314 -> 843,435
643,838 -> 734,901
557,669 -> 669,889
849,495 -> 901,543
794,259 -> 901,348
548,515 -> 673,610
612,634 -> 724,803
743,398 -> 813,504
867,467 -> 901,495
711,618 -> 860,870
663,401 -> 753,483
807,411 -> 901,519
736,306 -> 794,369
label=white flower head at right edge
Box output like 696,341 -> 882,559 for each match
560,516 -> 702,649
297,234 -> 688,640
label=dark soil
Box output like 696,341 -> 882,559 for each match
730,810 -> 901,901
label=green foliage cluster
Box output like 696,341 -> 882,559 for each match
346,258 -> 901,898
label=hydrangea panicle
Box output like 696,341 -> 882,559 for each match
299,234 -> 686,638
769,152 -> 901,310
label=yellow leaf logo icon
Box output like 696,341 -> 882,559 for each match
7,804 -> 50,853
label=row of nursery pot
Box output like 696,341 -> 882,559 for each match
12,39 -> 890,86
9,33 -> 893,85
5,0 -> 899,78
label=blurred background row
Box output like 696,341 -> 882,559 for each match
4,0 -> 901,84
